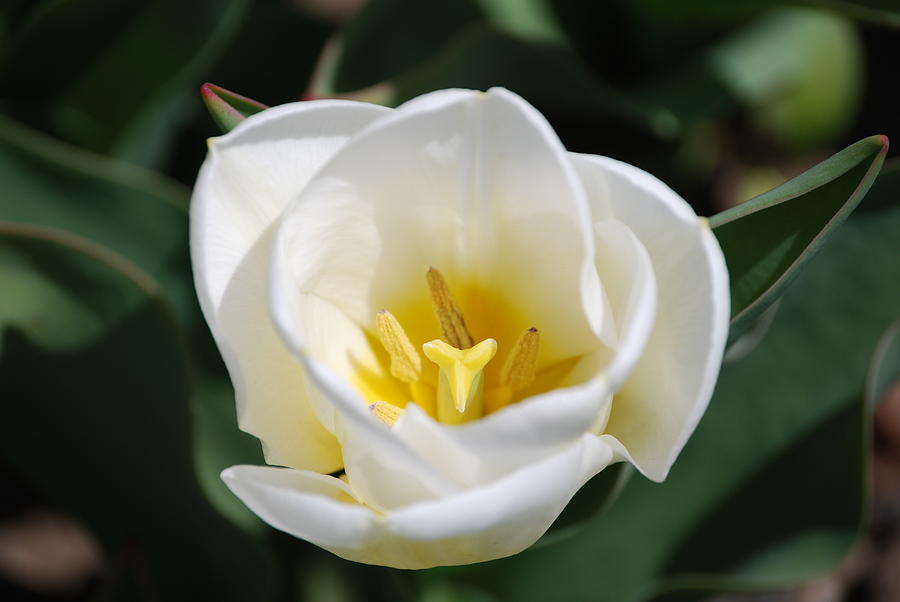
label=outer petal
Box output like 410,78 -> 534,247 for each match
269,88 -> 611,386
222,433 -> 615,568
221,466 -> 375,548
191,101 -> 390,471
571,153 -> 730,481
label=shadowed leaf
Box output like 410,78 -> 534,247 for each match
0,224 -> 275,601
711,135 -> 888,343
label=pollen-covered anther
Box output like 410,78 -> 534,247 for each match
375,309 -> 422,383
426,267 -> 474,349
369,401 -> 404,427
501,327 -> 540,391
485,327 -> 540,415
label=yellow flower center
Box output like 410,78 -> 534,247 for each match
364,267 -> 545,427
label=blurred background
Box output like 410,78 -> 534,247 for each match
1,0 -> 899,601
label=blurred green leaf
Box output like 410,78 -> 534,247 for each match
809,0 -> 900,29
722,300 -> 780,364
327,0 -> 484,94
417,581 -> 498,602
0,223 -> 275,601
531,0 -> 767,93
310,22 -> 658,140
319,0 -> 640,128
192,374 -> 266,531
710,135 -> 887,344
315,9 -> 668,143
866,318 -> 900,408
857,157 -> 900,213
632,7 -> 862,143
0,112 -> 266,548
426,169 -> 900,602
535,464 -> 632,547
475,0 -> 570,46
201,82 -> 267,133
324,0 -> 580,96
711,8 -> 863,148
206,0 -> 332,106
1,0 -> 249,166
391,26 -> 649,128
0,114 -> 194,323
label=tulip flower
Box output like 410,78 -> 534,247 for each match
191,88 -> 729,568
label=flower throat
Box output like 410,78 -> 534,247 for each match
369,267 -> 539,427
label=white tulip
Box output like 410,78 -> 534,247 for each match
191,88 -> 730,568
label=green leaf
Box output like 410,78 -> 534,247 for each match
534,464 -> 633,547
204,1 -> 330,111
709,8 -> 863,149
473,0 -> 570,46
866,318 -> 900,408
425,178 -> 900,602
0,112 -> 267,547
191,373 -> 266,531
315,1 -> 650,129
808,0 -> 900,29
0,224 -> 275,601
325,0 -> 485,94
392,26 -> 647,125
201,82 -> 268,133
627,7 -> 863,145
710,135 -> 888,344
857,156 -> 900,213
0,113 -> 195,325
1,0 -> 249,166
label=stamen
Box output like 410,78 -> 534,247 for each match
486,327 -> 540,415
369,401 -> 404,427
426,267 -> 474,349
501,327 -> 540,390
423,338 -> 497,425
375,309 -> 422,383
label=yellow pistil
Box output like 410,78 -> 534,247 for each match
375,309 -> 422,383
426,267 -> 474,349
423,338 -> 497,425
486,327 -> 541,414
369,401 -> 404,427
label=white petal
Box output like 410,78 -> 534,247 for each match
303,358 -> 461,509
280,293 -> 410,438
571,153 -> 730,481
191,101 -> 389,471
392,377 -> 613,485
221,465 -> 375,549
384,434 -> 614,549
591,219 -> 658,388
222,433 -> 616,568
269,88 -> 609,382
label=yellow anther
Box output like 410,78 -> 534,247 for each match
501,327 -> 540,391
375,309 -> 422,383
369,401 -> 404,427
426,267 -> 474,349
423,338 -> 497,425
